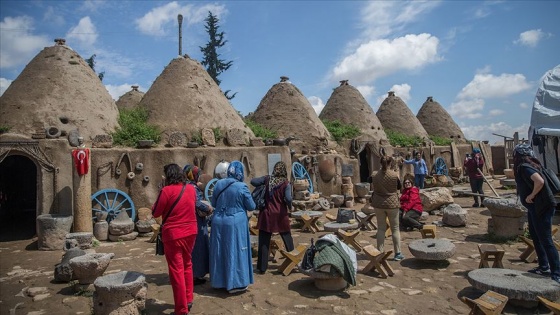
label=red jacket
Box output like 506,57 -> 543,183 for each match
400,186 -> 423,213
152,183 -> 197,241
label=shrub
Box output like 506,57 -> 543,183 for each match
0,125 -> 11,134
212,127 -> 223,142
322,119 -> 361,143
245,119 -> 277,140
111,108 -> 161,147
430,135 -> 453,146
385,129 -> 423,147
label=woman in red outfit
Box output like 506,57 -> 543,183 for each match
399,179 -> 424,231
152,164 -> 197,315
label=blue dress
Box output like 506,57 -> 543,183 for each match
190,183 -> 211,279
209,178 -> 256,290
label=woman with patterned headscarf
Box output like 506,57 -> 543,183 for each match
250,161 -> 294,274
209,161 -> 256,294
183,164 -> 212,285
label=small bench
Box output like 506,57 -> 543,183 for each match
362,245 -> 394,278
538,296 -> 560,314
356,212 -> 377,231
149,224 -> 160,243
300,214 -> 320,233
519,226 -> 559,263
336,229 -> 363,252
478,244 -> 504,268
420,225 -> 437,239
269,238 -> 285,262
249,217 -> 259,236
461,290 -> 508,315
277,244 -> 307,276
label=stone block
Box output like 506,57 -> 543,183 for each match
441,204 -> 467,227
420,187 -> 454,211
36,214 -> 73,251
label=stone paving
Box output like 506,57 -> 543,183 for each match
1,185 -> 559,314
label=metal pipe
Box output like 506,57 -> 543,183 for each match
178,14 -> 183,55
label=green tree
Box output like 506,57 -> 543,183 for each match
85,54 -> 105,81
199,11 -> 236,100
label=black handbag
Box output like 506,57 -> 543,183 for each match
336,208 -> 355,223
155,184 -> 186,256
301,238 -> 316,270
252,178 -> 268,211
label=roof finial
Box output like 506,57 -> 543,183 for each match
427,96 -> 433,102
54,38 -> 66,45
339,80 -> 348,86
388,91 -> 395,97
131,85 -> 139,91
280,76 -> 289,82
178,14 -> 183,56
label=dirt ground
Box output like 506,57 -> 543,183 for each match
1,182 -> 559,315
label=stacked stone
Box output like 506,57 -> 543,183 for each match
292,179 -> 313,210
108,211 -> 138,241
341,177 -> 354,208
135,208 -> 156,238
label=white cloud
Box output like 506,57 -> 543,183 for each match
43,6 -> 65,26
105,83 -> 147,101
66,17 -> 98,48
359,1 -> 441,40
331,34 -> 441,84
79,0 -> 107,12
308,96 -> 325,115
519,102 -> 529,109
0,78 -> 13,96
355,85 -> 375,99
457,73 -> 531,99
0,16 -> 51,69
489,109 -> 504,116
461,122 -> 530,144
449,98 -> 485,119
514,29 -> 546,48
135,2 -> 226,36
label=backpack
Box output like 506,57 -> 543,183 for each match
301,238 -> 316,270
251,177 -> 268,210
542,167 -> 560,195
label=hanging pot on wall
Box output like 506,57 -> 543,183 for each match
318,159 -> 336,182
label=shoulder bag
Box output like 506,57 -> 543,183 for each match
155,183 -> 186,256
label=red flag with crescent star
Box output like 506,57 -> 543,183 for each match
72,148 -> 90,176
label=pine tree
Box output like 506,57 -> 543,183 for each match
199,11 -> 236,100
85,54 -> 105,81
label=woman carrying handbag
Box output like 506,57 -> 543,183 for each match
152,164 -> 197,315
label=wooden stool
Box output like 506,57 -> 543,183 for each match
277,244 -> 307,276
461,290 -> 508,315
249,216 -> 259,236
325,213 -> 337,222
149,224 -> 160,243
336,229 -> 363,252
478,244 -> 505,268
300,214 -> 320,233
362,245 -> 394,278
537,296 -> 560,314
356,212 -> 377,231
519,226 -> 559,263
269,238 -> 285,261
420,225 -> 437,239
519,235 -> 537,263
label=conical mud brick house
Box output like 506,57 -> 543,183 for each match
320,80 -> 388,143
250,76 -> 331,150
417,96 -> 466,143
139,56 -> 254,145
0,39 -> 120,139
116,85 -> 144,110
376,91 -> 429,139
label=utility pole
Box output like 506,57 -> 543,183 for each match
178,14 -> 183,55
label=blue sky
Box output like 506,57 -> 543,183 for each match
1,1 -> 558,144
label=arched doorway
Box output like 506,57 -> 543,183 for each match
359,147 -> 371,183
0,155 -> 38,241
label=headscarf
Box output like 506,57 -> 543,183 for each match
227,160 -> 244,182
183,164 -> 200,183
269,161 -> 287,191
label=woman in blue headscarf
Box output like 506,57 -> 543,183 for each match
183,164 -> 212,285
209,161 -> 256,294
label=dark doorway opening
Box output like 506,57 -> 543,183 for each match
0,155 -> 37,241
359,148 -> 370,183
